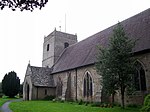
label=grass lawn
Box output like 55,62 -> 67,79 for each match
0,98 -> 13,107
0,95 -> 19,107
10,101 -> 140,112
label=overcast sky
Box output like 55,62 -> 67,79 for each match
0,0 -> 149,83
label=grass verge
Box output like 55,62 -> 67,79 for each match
0,96 -> 18,107
0,98 -> 11,107
10,101 -> 140,112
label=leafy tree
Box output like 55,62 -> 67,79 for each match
0,0 -> 48,11
96,23 -> 135,108
2,71 -> 20,98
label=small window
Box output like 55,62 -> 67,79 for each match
45,89 -> 47,95
64,42 -> 69,48
47,44 -> 49,51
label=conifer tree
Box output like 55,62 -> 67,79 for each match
0,82 -> 2,95
96,23 -> 135,108
2,71 -> 20,98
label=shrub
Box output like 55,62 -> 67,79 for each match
113,102 -> 121,107
85,101 -> 89,106
141,104 -> 150,112
126,104 -> 139,108
67,99 -> 74,102
2,95 -> 9,99
141,94 -> 150,112
44,95 -> 55,101
19,94 -> 23,98
0,93 -> 3,98
60,100 -> 64,103
144,94 -> 150,106
101,103 -> 108,108
78,99 -> 84,105
52,99 -> 56,102
91,102 -> 101,107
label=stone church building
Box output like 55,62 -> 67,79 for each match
23,8 -> 150,105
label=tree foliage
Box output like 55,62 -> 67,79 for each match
96,46 -> 118,105
96,23 -> 135,108
0,82 -> 2,93
0,82 -> 3,97
141,94 -> 150,112
19,83 -> 23,97
2,71 -> 20,98
0,0 -> 48,11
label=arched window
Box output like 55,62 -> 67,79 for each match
134,61 -> 147,91
64,42 -> 69,48
83,72 -> 93,97
47,44 -> 49,51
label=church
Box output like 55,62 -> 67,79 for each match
23,8 -> 150,105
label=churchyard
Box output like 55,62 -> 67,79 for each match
9,101 -> 140,112
0,97 -> 15,107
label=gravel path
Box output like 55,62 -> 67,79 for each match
0,99 -> 22,112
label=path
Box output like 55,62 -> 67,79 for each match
0,99 -> 22,112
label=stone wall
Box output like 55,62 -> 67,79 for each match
23,66 -> 33,100
114,52 -> 150,105
23,75 -> 33,100
42,35 -> 55,67
52,52 -> 150,104
53,65 -> 102,102
135,52 -> 150,93
36,87 -> 56,100
76,65 -> 102,102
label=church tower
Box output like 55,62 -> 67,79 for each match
42,29 -> 77,68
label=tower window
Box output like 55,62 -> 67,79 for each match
64,42 -> 69,48
47,44 -> 49,51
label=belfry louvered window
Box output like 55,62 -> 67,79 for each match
83,72 -> 93,97
64,42 -> 69,48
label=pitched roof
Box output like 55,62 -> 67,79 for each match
29,65 -> 55,87
52,8 -> 150,74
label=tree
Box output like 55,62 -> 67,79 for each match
0,82 -> 2,93
0,0 -> 48,11
2,71 -> 20,98
96,47 -> 118,106
96,23 -> 135,108
19,83 -> 23,97
0,82 -> 3,97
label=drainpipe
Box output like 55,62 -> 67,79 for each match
75,68 -> 77,101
